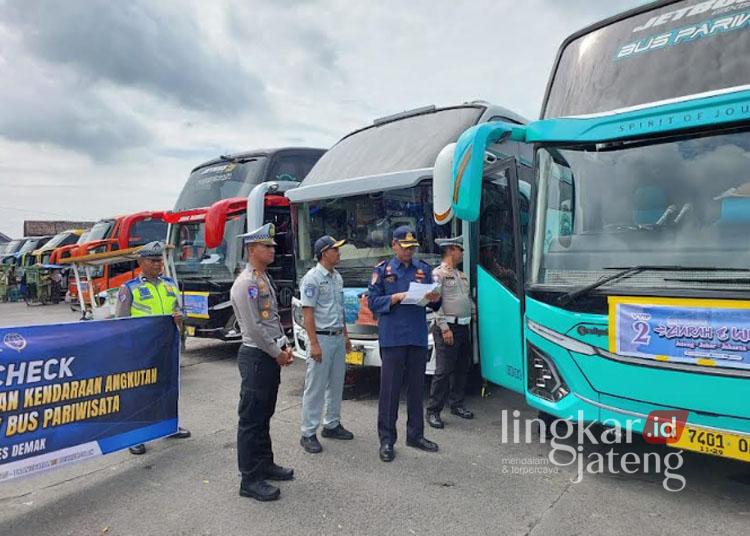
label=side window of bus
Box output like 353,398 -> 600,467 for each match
479,168 -> 519,294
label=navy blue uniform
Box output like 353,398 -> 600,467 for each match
368,256 -> 439,446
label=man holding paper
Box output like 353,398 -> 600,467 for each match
367,226 -> 441,462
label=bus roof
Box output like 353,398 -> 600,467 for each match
287,102 -> 527,203
190,147 -> 326,174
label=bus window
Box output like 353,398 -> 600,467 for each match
479,167 -> 519,294
267,154 -> 321,183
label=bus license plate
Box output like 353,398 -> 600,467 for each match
345,351 -> 364,366
185,326 -> 196,336
672,425 -> 750,462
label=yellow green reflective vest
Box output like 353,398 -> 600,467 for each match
125,275 -> 179,317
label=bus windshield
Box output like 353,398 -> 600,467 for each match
544,0 -> 750,117
296,183 -> 449,286
3,239 -> 24,255
531,127 -> 750,295
86,221 -> 114,243
174,159 -> 266,210
171,216 -> 246,282
128,219 -> 167,247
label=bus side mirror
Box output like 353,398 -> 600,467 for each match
451,121 -> 526,222
433,143 -> 456,225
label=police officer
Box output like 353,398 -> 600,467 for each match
230,223 -> 294,502
368,226 -> 441,462
299,235 -> 354,454
426,236 -> 475,429
115,241 -> 192,455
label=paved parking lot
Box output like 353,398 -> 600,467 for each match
0,302 -> 749,535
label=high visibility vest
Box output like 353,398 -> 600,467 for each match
125,276 -> 179,317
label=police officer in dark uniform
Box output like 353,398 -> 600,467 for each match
368,226 -> 441,462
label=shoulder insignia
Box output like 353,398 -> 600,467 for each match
304,284 -> 316,298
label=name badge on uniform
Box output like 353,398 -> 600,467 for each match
247,285 -> 259,299
138,286 -> 153,299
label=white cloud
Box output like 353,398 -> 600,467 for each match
0,0 -> 644,237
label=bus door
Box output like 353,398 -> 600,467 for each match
474,158 -> 529,393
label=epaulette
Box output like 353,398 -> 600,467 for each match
375,260 -> 386,268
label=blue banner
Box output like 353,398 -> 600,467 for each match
0,316 -> 179,482
609,296 -> 750,370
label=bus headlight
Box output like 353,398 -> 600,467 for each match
527,343 -> 570,402
292,300 -> 304,327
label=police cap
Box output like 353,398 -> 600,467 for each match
392,226 -> 419,248
238,223 -> 277,246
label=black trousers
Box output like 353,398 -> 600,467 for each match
426,324 -> 471,414
237,345 -> 280,481
378,345 -> 427,446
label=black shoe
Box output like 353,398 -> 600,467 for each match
450,406 -> 474,420
321,424 -> 354,440
168,427 -> 192,439
427,412 -> 444,429
300,434 -> 323,453
129,444 -> 146,455
239,479 -> 280,502
406,437 -> 439,452
379,444 -> 395,462
264,463 -> 294,481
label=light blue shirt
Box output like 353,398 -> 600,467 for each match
300,263 -> 345,330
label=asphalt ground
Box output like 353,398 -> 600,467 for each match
0,301 -> 749,536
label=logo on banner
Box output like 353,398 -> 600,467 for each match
3,333 -> 27,352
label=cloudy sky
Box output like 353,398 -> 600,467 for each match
0,0 -> 644,237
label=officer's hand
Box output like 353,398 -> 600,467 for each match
276,349 -> 293,367
310,342 -> 323,363
424,291 -> 440,302
441,328 -> 454,346
172,312 -> 184,330
345,337 -> 353,354
390,292 -> 407,305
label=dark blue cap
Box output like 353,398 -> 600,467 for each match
392,226 -> 419,248
314,235 -> 346,256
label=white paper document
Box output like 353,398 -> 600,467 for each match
401,282 -> 440,306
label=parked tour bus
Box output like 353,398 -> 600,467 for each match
31,229 -> 85,265
49,230 -> 90,265
287,103 -> 527,372
168,148 -> 325,340
67,211 -> 168,304
435,0 -> 750,462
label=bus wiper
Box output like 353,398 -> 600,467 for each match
556,265 -> 731,307
179,274 -> 222,289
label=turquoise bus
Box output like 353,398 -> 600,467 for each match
435,0 -> 750,463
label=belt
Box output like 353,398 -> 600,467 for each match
444,315 -> 471,326
316,329 -> 343,336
